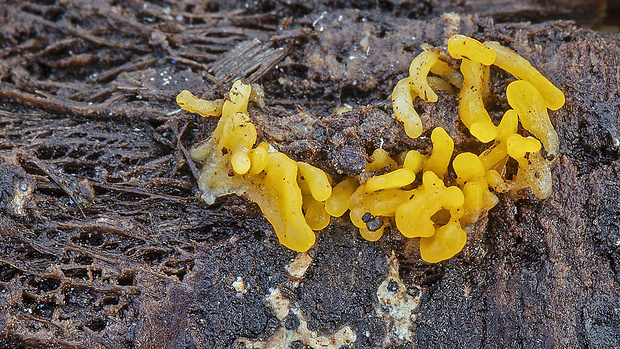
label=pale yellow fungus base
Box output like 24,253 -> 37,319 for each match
185,81 -> 321,252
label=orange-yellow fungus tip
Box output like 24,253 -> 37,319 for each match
176,90 -> 224,117
419,219 -> 467,263
448,34 -> 496,65
506,80 -> 559,156
360,225 -> 385,242
423,127 -> 454,177
484,41 -> 565,110
303,195 -> 331,231
365,168 -> 416,192
409,50 -> 440,103
391,78 -> 423,139
403,150 -> 425,173
298,162 -> 332,202
366,148 -> 398,173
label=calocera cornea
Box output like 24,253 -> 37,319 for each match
178,34 -> 564,263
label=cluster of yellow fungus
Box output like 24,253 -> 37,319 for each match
179,81 -> 328,252
384,34 -> 563,261
177,34 -> 564,263
331,128 -> 489,263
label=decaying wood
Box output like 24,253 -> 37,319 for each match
0,0 -> 618,348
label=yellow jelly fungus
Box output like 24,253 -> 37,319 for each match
409,50 -> 439,102
325,177 -> 358,217
189,81 -> 254,163
453,152 -> 498,224
231,150 -> 251,174
185,81 -> 319,252
348,186 -> 397,231
297,162 -> 332,202
262,153 -> 316,251
506,80 -> 559,156
419,217 -> 467,263
348,183 -> 407,240
248,142 -> 270,175
517,152 -> 553,199
176,90 -> 224,117
506,134 -> 542,161
391,78 -> 423,138
423,127 -> 454,177
480,64 -> 491,100
403,150 -> 425,173
303,195 -> 331,231
183,34 -> 564,263
366,148 -> 398,172
364,188 -> 411,217
188,83 -> 257,204
218,112 -> 256,152
348,187 -> 369,229
222,80 -> 252,115
218,112 -> 257,175
395,171 -> 464,238
484,41 -> 565,110
365,168 -> 416,192
426,76 -> 455,94
359,224 -> 385,242
461,182 -> 484,222
430,59 -> 464,89
485,169 -> 507,192
448,34 -> 496,65
459,59 -> 498,142
454,152 -> 486,187
478,109 -> 519,171
503,134 -> 553,199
